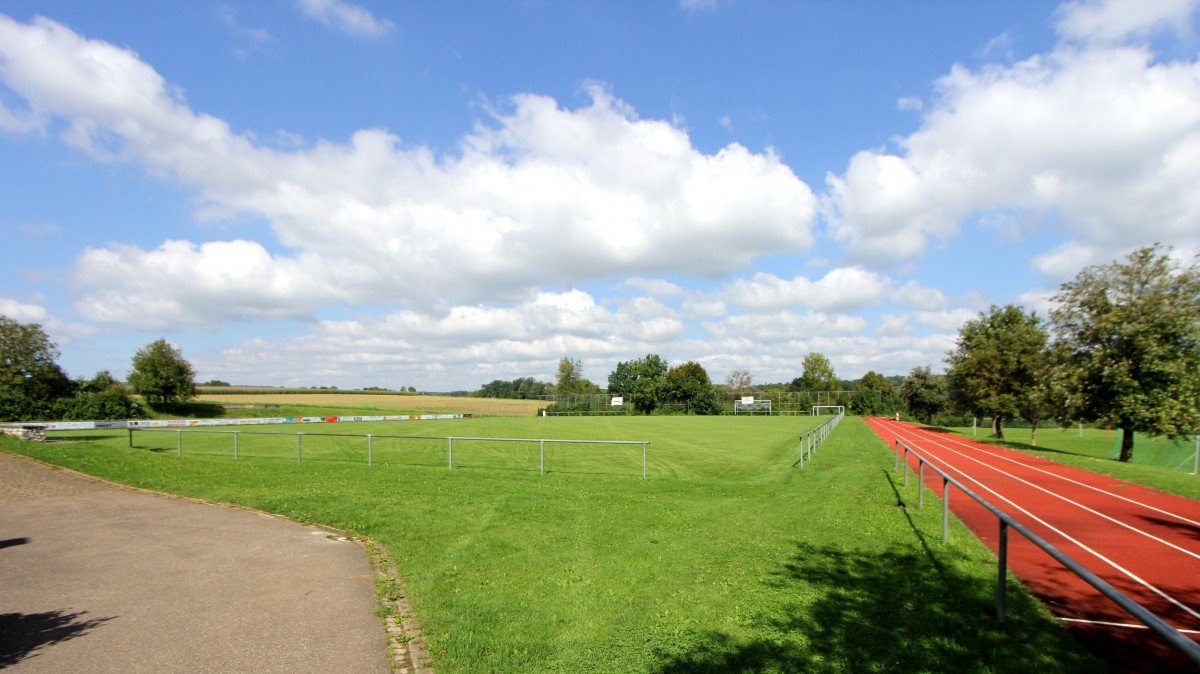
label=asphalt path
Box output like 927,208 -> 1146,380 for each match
0,450 -> 389,673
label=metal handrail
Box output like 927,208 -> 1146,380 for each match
131,427 -> 650,479
795,411 -> 844,468
894,437 -> 1200,665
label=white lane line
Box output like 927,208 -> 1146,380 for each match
1058,617 -> 1200,636
880,420 -> 1200,562
881,419 -> 1200,528
875,420 -> 1200,624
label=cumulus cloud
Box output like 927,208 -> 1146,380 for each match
0,297 -> 48,323
0,15 -> 817,328
724,267 -> 888,313
1056,0 -> 1197,44
295,0 -> 394,39
825,0 -> 1200,278
0,298 -> 96,343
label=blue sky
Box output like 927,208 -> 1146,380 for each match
2,0 -> 1198,391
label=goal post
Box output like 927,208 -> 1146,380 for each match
811,405 -> 845,416
734,397 -> 772,415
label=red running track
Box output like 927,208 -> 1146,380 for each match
865,417 -> 1200,672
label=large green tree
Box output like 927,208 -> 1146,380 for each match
128,339 -> 197,405
664,361 -> 719,415
608,354 -> 668,414
554,357 -> 600,396
945,304 -> 1049,439
790,352 -> 839,394
1050,244 -> 1200,462
900,365 -> 947,424
0,316 -> 74,421
849,370 -> 901,417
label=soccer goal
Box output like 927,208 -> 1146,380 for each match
734,397 -> 773,415
811,405 -> 845,416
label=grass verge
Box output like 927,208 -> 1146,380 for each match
3,416 -> 1099,673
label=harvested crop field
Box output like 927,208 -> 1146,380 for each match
195,392 -> 544,417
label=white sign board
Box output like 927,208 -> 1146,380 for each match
741,396 -> 755,405
611,396 -> 624,406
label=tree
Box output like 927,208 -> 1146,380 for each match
554,357 -> 599,396
945,304 -> 1049,439
128,339 -> 196,405
1050,244 -> 1200,462
54,370 -> 141,420
724,369 -> 753,396
608,354 -> 668,414
0,316 -> 74,421
790,352 -> 838,393
665,361 -> 719,414
849,371 -> 900,416
900,365 -> 947,424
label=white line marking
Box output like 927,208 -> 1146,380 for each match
1058,617 -> 1200,636
886,419 -> 1200,528
875,419 -> 1200,624
881,421 -> 1200,562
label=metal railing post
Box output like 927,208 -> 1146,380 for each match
918,460 -> 924,509
642,442 -> 647,480
942,478 -> 950,541
540,439 -> 545,475
1193,435 -> 1199,475
367,434 -> 373,466
234,431 -> 239,460
128,428 -> 134,448
177,429 -> 182,457
297,432 -> 302,462
894,439 -> 900,472
903,446 -> 909,487
998,520 -> 1009,622
448,437 -> 453,470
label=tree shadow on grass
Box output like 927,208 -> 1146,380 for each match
146,401 -> 227,418
650,476 -> 1100,673
0,610 -> 115,667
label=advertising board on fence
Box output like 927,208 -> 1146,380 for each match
5,414 -> 465,432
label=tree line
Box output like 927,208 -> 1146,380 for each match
900,244 -> 1200,462
0,323 -> 198,422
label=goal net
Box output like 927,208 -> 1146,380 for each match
734,398 -> 773,415
811,405 -> 845,416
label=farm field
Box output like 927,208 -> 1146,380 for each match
195,390 -> 546,417
940,425 -> 1200,501
3,416 -> 1099,673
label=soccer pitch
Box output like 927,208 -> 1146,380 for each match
6,416 -> 1098,673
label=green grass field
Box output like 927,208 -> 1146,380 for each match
942,424 -> 1200,501
3,415 -> 1099,673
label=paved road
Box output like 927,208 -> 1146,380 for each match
0,451 -> 389,673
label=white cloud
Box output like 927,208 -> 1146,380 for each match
295,0 -> 394,39
725,267 -> 890,313
889,280 -> 948,310
623,277 -> 685,297
912,308 -> 977,331
0,298 -> 96,344
679,0 -> 718,12
1016,288 -> 1058,318
877,313 -> 913,336
1056,0 -> 1197,44
0,297 -> 48,323
72,240 -> 349,329
0,15 -> 818,328
218,5 -> 276,58
825,33 -> 1200,276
